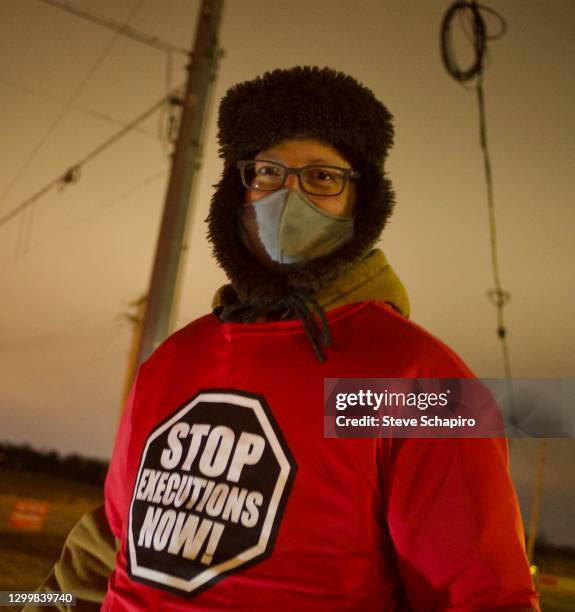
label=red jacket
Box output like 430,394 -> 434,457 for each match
103,301 -> 539,611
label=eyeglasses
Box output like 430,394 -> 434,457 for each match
237,160 -> 361,197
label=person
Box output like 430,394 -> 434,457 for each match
30,66 -> 539,611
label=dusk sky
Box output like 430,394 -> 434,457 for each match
1,1 -> 574,546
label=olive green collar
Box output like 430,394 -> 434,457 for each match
212,249 -> 409,318
314,249 -> 409,316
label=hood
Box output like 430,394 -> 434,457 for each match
206,66 -> 396,304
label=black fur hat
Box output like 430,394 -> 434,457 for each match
207,66 -> 396,302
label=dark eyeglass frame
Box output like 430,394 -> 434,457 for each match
236,160 -> 361,197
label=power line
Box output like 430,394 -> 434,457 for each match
0,169 -> 167,267
0,92 -> 178,232
35,0 -> 189,56
0,76 -> 158,139
1,317 -> 128,379
0,0 -> 146,208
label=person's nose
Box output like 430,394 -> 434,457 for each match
283,171 -> 301,191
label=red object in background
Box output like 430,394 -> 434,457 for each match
8,499 -> 50,531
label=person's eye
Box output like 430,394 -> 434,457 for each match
318,170 -> 334,181
309,168 -> 338,182
256,164 -> 282,177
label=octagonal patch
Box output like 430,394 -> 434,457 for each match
127,389 -> 297,596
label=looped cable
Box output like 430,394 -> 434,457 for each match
440,0 -> 512,381
487,287 -> 511,308
441,1 -> 507,83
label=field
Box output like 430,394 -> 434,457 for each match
0,468 -> 574,610
0,468 -> 103,591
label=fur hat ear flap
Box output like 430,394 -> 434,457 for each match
206,164 -> 289,300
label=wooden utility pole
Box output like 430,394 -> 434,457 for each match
134,0 -> 224,370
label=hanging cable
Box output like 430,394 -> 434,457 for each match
0,90 -> 179,232
440,1 -> 513,380
35,0 -> 189,56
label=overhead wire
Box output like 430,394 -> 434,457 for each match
0,3 -> 188,423
1,316 -> 128,379
14,201 -> 28,258
0,169 -> 167,268
0,91 -> 178,234
0,0 -> 146,210
34,0 -> 189,56
0,76 -> 158,139
440,1 -> 513,380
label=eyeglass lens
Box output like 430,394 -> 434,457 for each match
242,161 -> 347,196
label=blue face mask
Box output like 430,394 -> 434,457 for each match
238,188 -> 354,266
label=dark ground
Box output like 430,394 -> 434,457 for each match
0,467 -> 573,610
0,468 -> 103,591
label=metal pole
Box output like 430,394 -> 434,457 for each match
135,0 -> 224,367
526,439 -> 547,564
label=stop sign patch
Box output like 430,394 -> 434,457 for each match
128,389 -> 297,596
